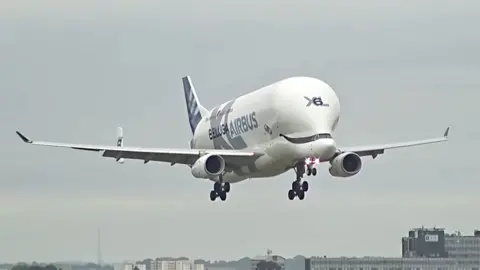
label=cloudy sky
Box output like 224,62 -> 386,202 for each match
1,0 -> 479,264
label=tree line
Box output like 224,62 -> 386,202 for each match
11,264 -> 59,270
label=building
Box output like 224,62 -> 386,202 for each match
306,257 -> 478,270
401,226 -> 480,266
445,230 -> 480,259
150,260 -> 204,270
251,250 -> 285,270
305,227 -> 480,270
114,263 -> 147,270
402,227 -> 448,258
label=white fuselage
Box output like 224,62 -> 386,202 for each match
191,76 -> 340,183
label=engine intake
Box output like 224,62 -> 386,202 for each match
191,154 -> 226,178
329,152 -> 362,177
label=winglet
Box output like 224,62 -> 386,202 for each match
443,127 -> 450,138
16,131 -> 32,143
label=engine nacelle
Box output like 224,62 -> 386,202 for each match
329,152 -> 362,177
191,154 -> 226,179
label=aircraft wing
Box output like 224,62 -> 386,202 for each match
15,131 -> 263,167
337,127 -> 450,158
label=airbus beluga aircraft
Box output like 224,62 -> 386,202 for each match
16,76 -> 450,201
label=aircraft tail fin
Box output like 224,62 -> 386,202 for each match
182,76 -> 208,134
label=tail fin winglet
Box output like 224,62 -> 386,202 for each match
182,76 -> 207,134
116,126 -> 124,164
116,127 -> 123,147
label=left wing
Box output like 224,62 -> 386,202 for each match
15,131 -> 263,167
337,127 -> 450,159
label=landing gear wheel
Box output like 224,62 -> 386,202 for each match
219,191 -> 227,201
290,163 -> 309,201
302,181 -> 309,192
209,190 -> 217,201
292,181 -> 300,191
224,182 -> 231,193
311,168 -> 317,176
297,190 -> 305,200
288,189 -> 295,200
214,182 -> 222,193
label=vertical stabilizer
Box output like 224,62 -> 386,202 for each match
182,76 -> 208,134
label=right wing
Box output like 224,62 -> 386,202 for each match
337,127 -> 450,159
15,131 -> 263,167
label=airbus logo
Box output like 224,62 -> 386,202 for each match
304,96 -> 329,107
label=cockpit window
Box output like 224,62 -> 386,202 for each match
280,133 -> 332,144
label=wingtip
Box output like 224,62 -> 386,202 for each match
16,131 -> 32,143
443,127 -> 450,138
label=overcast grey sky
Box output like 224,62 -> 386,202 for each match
1,0 -> 479,264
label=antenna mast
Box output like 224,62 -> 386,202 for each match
97,228 -> 103,266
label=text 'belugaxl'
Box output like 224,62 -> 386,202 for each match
208,112 -> 259,140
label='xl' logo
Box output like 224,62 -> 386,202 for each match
304,96 -> 329,107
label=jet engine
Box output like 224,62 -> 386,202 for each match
191,154 -> 226,178
329,152 -> 362,177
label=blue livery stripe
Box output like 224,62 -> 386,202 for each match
182,76 -> 202,134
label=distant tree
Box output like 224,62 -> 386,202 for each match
139,259 -> 152,265
85,264 -> 99,269
11,265 -> 28,270
256,261 -> 281,270
102,265 -> 114,270
11,264 -> 60,270
45,264 -> 58,270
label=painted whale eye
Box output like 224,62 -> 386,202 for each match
264,124 -> 272,134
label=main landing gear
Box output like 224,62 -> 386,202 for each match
209,178 -> 230,201
288,158 -> 317,200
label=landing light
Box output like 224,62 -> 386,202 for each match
304,157 -> 321,165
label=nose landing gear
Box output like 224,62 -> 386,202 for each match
305,156 -> 319,176
306,166 -> 317,176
